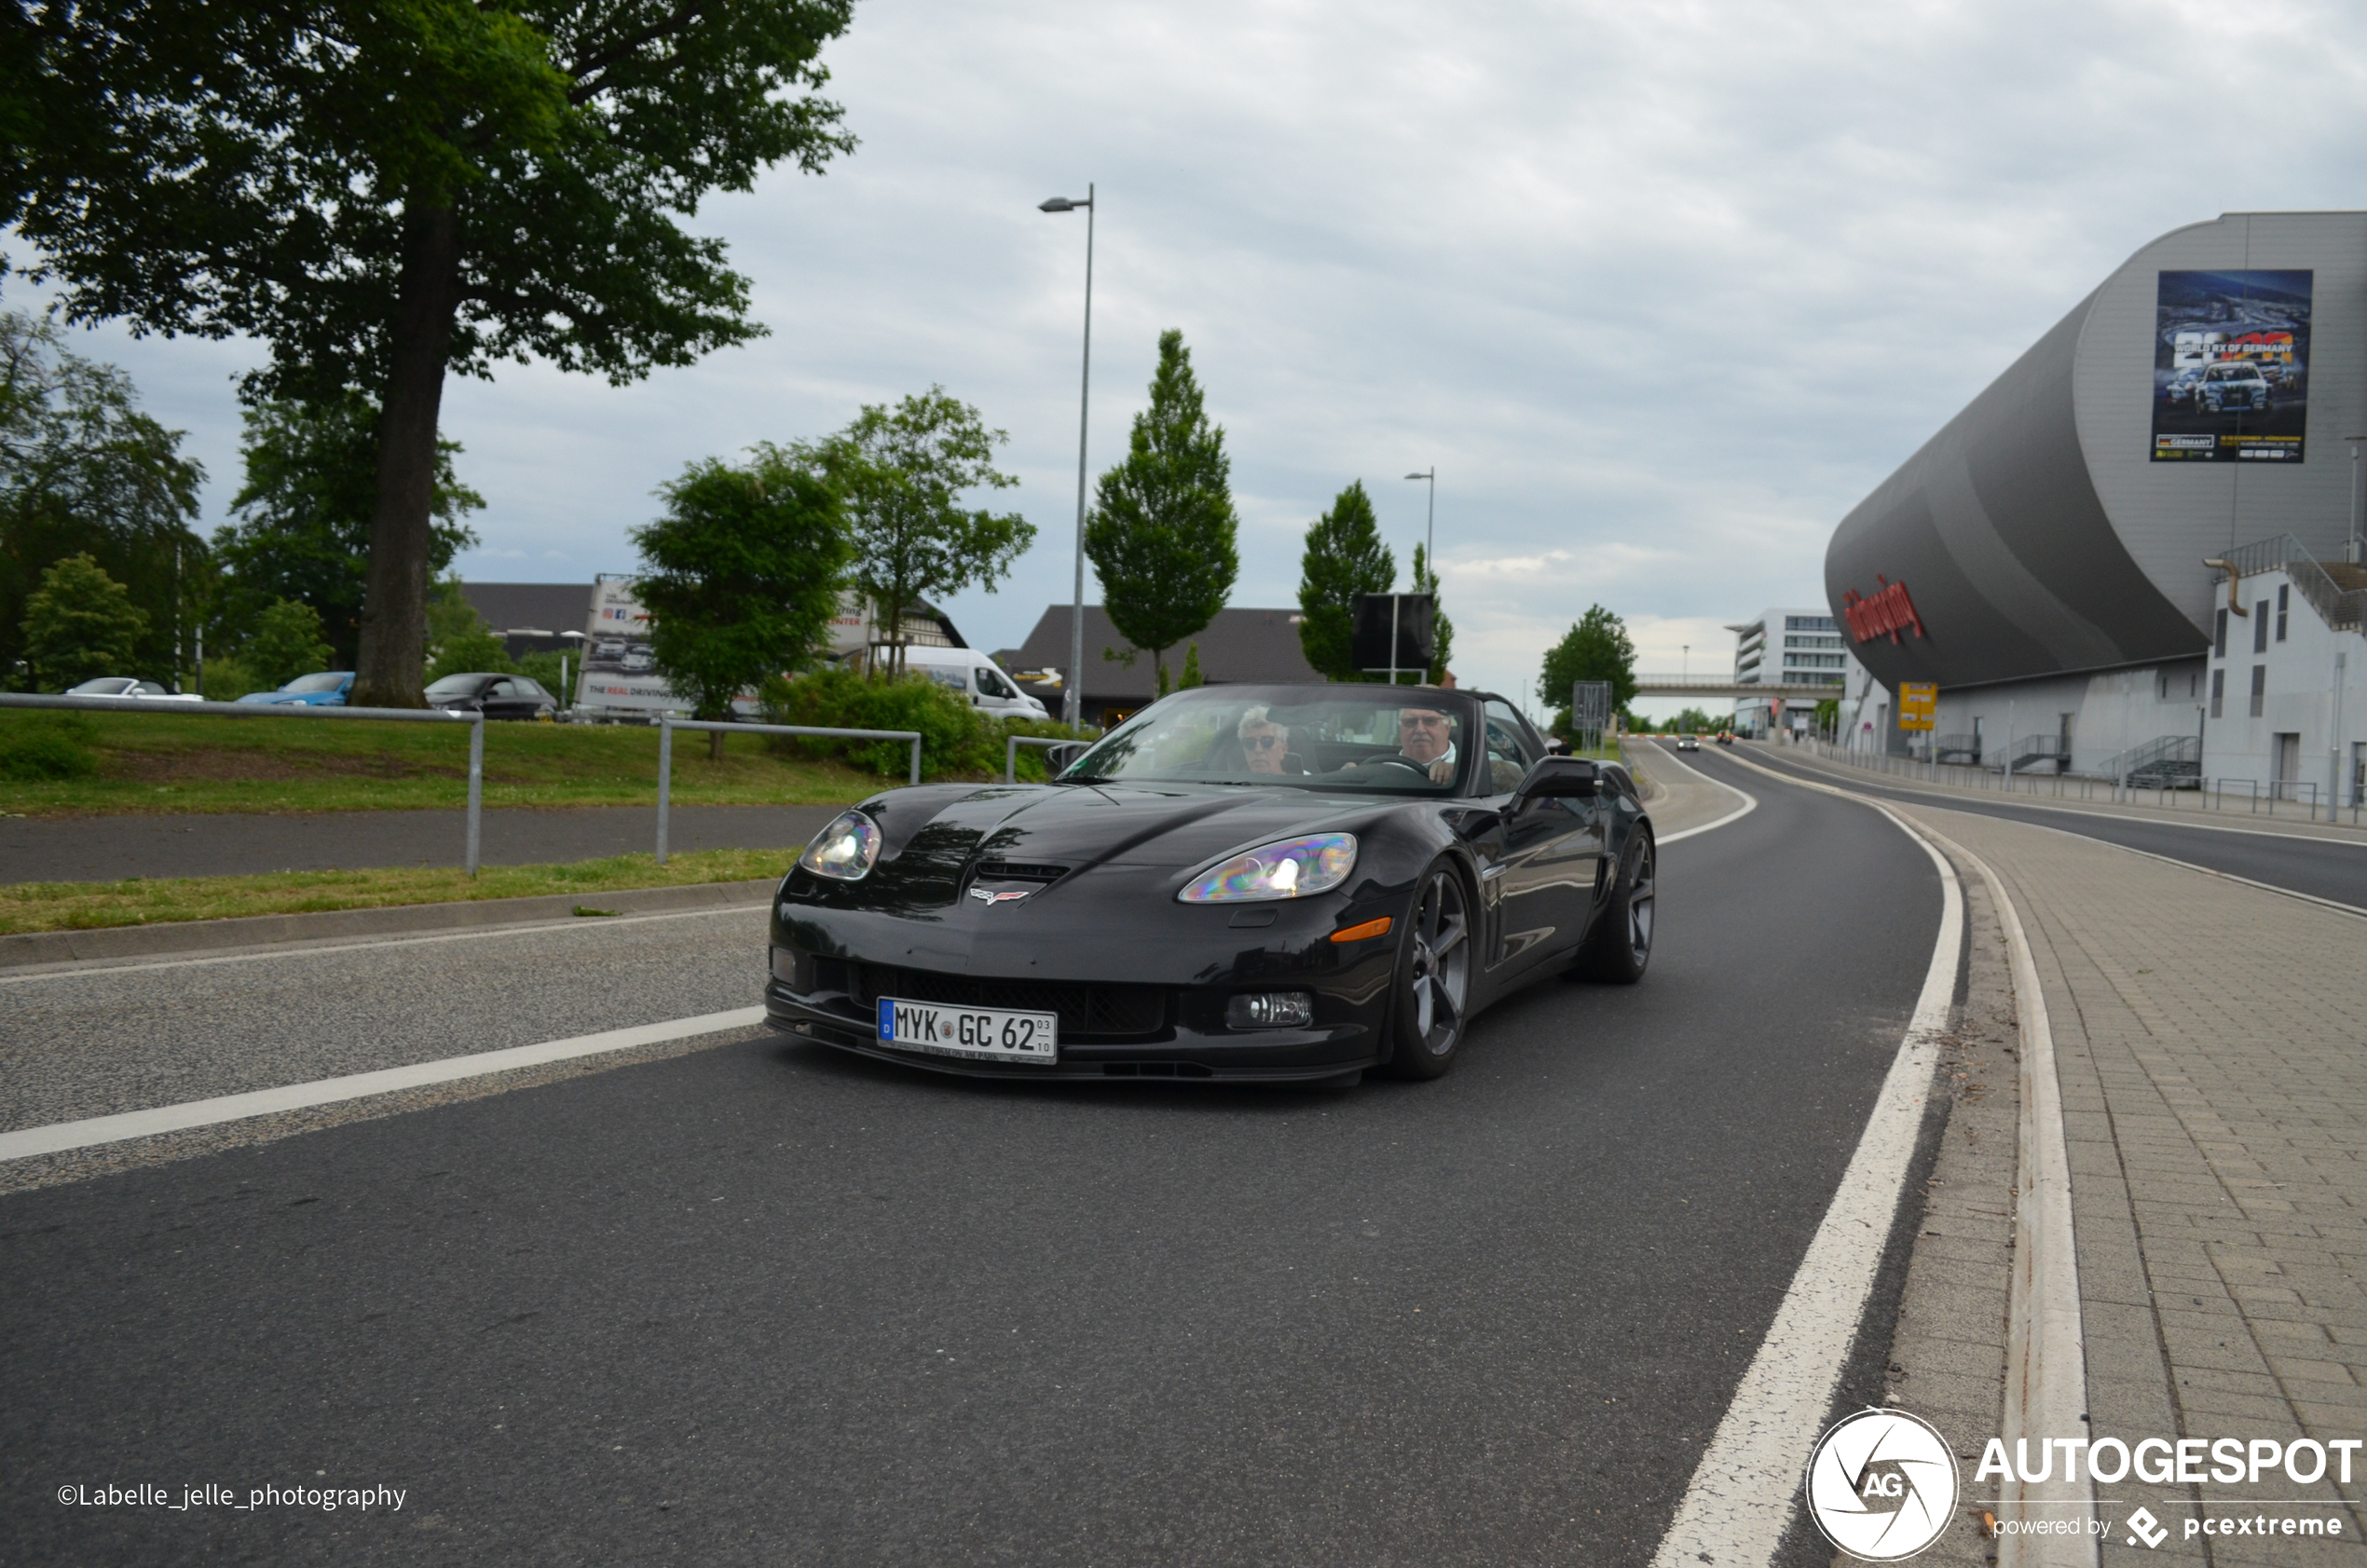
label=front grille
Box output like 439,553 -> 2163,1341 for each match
974,860 -> 1069,883
846,962 -> 1167,1038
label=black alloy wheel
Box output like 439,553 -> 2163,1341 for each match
1576,828 -> 1654,984
1379,859 -> 1473,1080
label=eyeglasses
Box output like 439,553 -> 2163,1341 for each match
1245,732 -> 1284,750
1400,715 -> 1447,729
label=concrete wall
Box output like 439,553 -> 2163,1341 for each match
2203,567 -> 2367,802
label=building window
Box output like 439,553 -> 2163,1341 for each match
1784,615 -> 1837,633
2277,583 -> 2289,642
2215,607 -> 2227,658
2250,664 -> 2266,717
2210,668 -> 2223,718
2253,602 -> 2269,654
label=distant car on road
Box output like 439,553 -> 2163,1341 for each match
1715,731 -> 1734,745
65,677 -> 200,702
236,672 -> 353,706
1673,734 -> 1699,752
2197,361 -> 2272,415
425,673 -> 559,721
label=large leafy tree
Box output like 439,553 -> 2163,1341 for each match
23,551 -> 146,689
1086,330 -> 1238,695
1295,480 -> 1393,681
1539,605 -> 1637,737
631,447 -> 852,757
0,308 -> 203,688
217,394 -> 483,667
11,0 -> 857,707
793,389 -> 1033,680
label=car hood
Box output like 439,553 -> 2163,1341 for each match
851,782 -> 1381,908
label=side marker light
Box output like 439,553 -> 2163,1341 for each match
1330,916 -> 1392,944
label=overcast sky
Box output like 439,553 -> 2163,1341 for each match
27,0 -> 2367,716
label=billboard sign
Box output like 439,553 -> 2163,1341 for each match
572,578 -> 681,717
2150,270 -> 2311,464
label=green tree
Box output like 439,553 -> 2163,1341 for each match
1176,641 -> 1204,690
1295,480 -> 1393,681
631,449 -> 853,758
1410,541 -> 1454,686
215,394 -> 482,666
242,597 -> 336,689
1086,330 -> 1239,694
1539,605 -> 1638,737
13,1 -> 858,708
23,552 -> 145,689
0,309 -> 203,687
793,389 -> 1031,680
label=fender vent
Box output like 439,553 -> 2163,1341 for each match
973,860 -> 1068,883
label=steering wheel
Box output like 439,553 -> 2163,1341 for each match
1365,754 -> 1432,776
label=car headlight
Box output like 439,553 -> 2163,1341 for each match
798,809 -> 882,881
1180,833 -> 1357,903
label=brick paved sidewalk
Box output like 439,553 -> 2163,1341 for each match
1895,800 -> 2367,1564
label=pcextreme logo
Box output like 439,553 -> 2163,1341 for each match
1804,1408 -> 1959,1561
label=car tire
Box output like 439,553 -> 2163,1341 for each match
1574,827 -> 1654,985
1376,857 -> 1475,1080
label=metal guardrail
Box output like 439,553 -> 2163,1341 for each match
654,714 -> 923,866
2221,534 -> 2367,633
0,691 -> 488,874
1807,738 -> 2361,824
1004,734 -> 1082,783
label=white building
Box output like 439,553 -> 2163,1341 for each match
1726,607 -> 1855,738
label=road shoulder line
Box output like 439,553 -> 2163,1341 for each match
1648,767 -> 1962,1566
0,1007 -> 766,1162
1633,741 -> 1758,844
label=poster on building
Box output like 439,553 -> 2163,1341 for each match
2149,270 -> 2311,463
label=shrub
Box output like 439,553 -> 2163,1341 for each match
758,669 -> 1089,783
24,553 -> 147,690
197,653 -> 269,702
243,597 -> 336,689
0,712 -> 100,780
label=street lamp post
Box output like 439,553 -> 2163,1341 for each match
1041,187 -> 1096,729
1403,468 -> 1436,585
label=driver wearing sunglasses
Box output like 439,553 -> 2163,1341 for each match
1236,705 -> 1293,775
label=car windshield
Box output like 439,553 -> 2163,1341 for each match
424,675 -> 486,697
284,672 -> 348,693
66,678 -> 133,694
1059,687 -> 1473,795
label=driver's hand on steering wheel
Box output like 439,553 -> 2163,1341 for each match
1428,757 -> 1453,784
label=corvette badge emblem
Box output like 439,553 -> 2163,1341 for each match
967,887 -> 1032,905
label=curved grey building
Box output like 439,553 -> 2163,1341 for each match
1824,211 -> 2367,782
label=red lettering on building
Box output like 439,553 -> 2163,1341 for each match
1842,577 -> 1925,645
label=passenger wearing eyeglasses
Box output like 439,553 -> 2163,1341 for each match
1236,705 -> 1294,775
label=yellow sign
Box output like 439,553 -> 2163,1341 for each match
1897,681 -> 1937,732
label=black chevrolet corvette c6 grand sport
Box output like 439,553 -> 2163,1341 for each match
763,685 -> 1655,1086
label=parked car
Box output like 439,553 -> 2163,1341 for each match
766,685 -> 1655,1086
1673,733 -> 1699,752
897,646 -> 1051,720
2196,361 -> 2272,415
424,673 -> 559,721
236,672 -> 353,706
64,676 -> 200,702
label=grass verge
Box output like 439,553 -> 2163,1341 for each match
0,708 -> 890,817
0,847 -> 794,934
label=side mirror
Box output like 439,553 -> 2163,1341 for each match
1044,741 -> 1088,772
1514,757 -> 1597,802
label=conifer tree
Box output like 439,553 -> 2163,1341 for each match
1295,481 -> 1394,680
1086,331 -> 1238,693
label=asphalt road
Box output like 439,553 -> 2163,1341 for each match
1,765 -> 1942,1566
0,804 -> 847,885
1673,742 -> 2367,909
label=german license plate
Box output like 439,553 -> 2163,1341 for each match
876,998 -> 1060,1065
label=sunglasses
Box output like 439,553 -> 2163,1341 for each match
1245,732 -> 1284,749
1400,715 -> 1447,729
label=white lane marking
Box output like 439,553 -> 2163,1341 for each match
2006,816 -> 2367,921
1757,747 -> 2367,850
1634,741 -> 1758,844
0,898 -> 774,987
0,1007 -> 767,1162
1649,770 -> 1963,1568
1706,745 -> 2095,1566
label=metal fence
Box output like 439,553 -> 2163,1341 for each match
1004,734 -> 1083,783
654,714 -> 922,866
1807,737 -> 2361,825
0,691 -> 491,873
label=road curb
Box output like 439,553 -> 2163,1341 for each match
0,878 -> 779,970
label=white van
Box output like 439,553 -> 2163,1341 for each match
896,647 -> 1050,720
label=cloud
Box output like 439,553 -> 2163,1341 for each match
30,0 -> 2367,714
